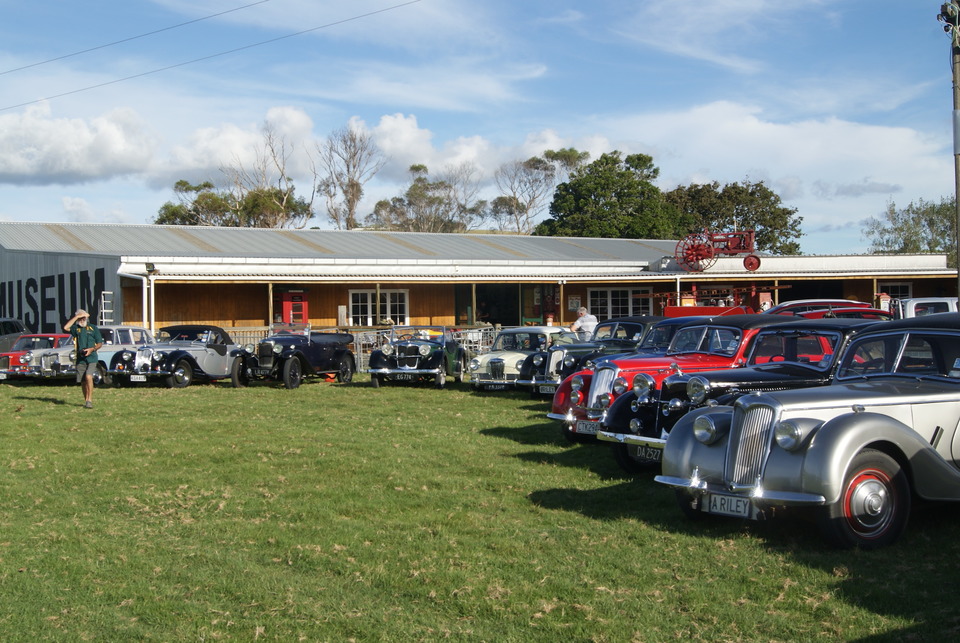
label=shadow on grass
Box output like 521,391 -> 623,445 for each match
12,393 -> 70,405
530,478 -> 960,640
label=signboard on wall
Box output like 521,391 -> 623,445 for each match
568,296 -> 580,311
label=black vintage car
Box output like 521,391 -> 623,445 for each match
597,317 -> 882,473
367,326 -> 466,389
237,323 -> 356,389
516,316 -> 666,397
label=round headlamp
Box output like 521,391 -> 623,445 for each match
597,392 -> 612,408
563,355 -> 577,369
632,372 -> 655,398
273,343 -> 283,355
419,344 -> 430,356
612,377 -> 629,395
244,343 -> 255,353
381,343 -> 394,356
687,376 -> 711,405
570,375 -> 584,392
532,354 -> 544,366
774,420 -> 803,451
468,358 -> 480,372
693,415 -> 722,445
22,351 -> 34,365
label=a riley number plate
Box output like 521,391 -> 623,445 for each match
706,493 -> 752,518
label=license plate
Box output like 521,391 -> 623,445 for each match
130,374 -> 147,382
631,445 -> 663,462
0,373 -> 6,380
485,383 -> 508,390
252,368 -> 271,376
575,420 -> 600,435
706,493 -> 752,518
538,385 -> 556,394
392,373 -> 415,380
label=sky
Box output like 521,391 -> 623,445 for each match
0,0 -> 953,255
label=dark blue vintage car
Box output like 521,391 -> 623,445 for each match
367,326 -> 466,389
237,323 -> 356,389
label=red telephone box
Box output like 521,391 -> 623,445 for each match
277,290 -> 308,324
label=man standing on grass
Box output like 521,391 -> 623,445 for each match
64,309 -> 103,409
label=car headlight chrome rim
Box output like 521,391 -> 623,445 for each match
612,377 -> 628,395
693,415 -> 722,444
532,355 -> 544,366
419,344 -> 431,356
468,358 -> 480,371
687,376 -> 710,405
571,375 -> 584,392
632,373 -> 655,398
774,420 -> 803,451
381,343 -> 394,356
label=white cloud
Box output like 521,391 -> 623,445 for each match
0,103 -> 156,184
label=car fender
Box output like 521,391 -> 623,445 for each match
162,349 -> 199,372
794,412 -> 960,504
661,405 -> 736,482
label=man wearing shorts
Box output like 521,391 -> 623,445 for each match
64,309 -> 103,409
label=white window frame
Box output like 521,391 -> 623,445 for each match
878,281 -> 912,300
588,287 -> 654,318
348,289 -> 410,326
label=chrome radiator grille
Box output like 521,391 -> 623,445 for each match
257,341 -> 275,368
547,350 -> 565,378
490,359 -> 505,380
588,366 -> 618,407
724,400 -> 778,488
41,353 -> 62,371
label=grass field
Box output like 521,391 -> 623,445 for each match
0,375 -> 957,641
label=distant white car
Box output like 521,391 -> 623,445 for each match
891,297 -> 958,319
468,326 -> 578,391
30,324 -> 154,387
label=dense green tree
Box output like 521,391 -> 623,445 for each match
154,180 -> 234,226
664,180 -> 803,255
862,197 -> 956,267
533,151 -> 682,239
365,164 -> 487,232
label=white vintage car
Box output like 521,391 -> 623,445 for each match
468,326 -> 578,391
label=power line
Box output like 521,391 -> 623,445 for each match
0,0 -> 275,76
0,0 -> 423,112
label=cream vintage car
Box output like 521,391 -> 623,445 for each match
468,326 -> 578,391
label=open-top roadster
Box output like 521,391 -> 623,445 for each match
367,326 -> 466,389
237,323 -> 355,389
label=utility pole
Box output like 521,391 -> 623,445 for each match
938,2 -> 960,295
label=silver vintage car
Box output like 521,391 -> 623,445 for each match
657,313 -> 960,549
109,324 -> 244,388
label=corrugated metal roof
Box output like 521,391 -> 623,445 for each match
0,222 -> 676,265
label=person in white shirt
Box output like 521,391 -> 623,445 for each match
569,307 -> 598,340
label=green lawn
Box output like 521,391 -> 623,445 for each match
0,376 -> 955,641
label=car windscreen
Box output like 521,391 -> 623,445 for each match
748,330 -> 841,371
837,331 -> 960,379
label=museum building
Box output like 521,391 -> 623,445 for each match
0,221 -> 954,335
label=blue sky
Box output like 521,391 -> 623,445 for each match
0,1 -> 952,255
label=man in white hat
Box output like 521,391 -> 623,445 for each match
64,309 -> 103,409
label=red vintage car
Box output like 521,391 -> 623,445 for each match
547,315 -> 796,442
0,333 -> 71,380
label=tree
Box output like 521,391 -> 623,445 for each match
862,197 -> 956,267
314,124 -> 385,230
491,157 -> 555,234
543,147 -> 590,184
533,151 -> 681,239
365,164 -> 487,233
664,179 -> 803,255
154,127 -> 314,228
154,180 -> 235,226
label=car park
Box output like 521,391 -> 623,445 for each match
367,326 -> 466,389
469,326 -> 577,391
237,323 -> 355,389
597,317 -> 881,473
0,333 -> 71,381
548,314 -> 797,442
29,324 -> 154,387
516,316 -> 664,397
656,312 -> 960,549
109,325 -> 244,388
